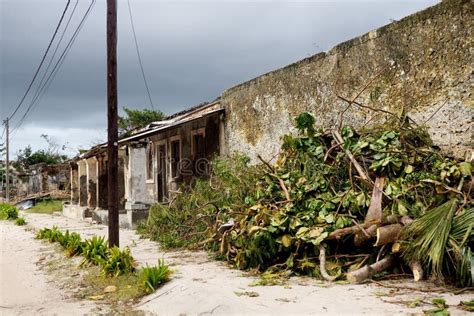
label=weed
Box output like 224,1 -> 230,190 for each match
65,232 -> 84,257
139,259 -> 171,293
15,217 -> 26,226
0,203 -> 18,220
81,236 -> 109,266
101,247 -> 136,277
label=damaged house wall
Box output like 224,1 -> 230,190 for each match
220,0 -> 473,162
123,103 -> 223,208
17,163 -> 70,197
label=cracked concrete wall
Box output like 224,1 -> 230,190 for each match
221,0 -> 473,162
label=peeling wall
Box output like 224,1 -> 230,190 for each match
17,163 -> 70,197
221,0 -> 473,162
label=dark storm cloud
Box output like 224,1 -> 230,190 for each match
0,0 -> 439,154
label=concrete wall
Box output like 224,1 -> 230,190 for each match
125,144 -> 149,206
16,163 -> 70,197
221,0 -> 473,162
125,111 -> 222,206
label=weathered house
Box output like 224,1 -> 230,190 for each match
63,0 -> 471,227
64,101 -> 224,226
16,163 -> 70,198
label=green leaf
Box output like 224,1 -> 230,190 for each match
281,234 -> 292,248
459,162 -> 472,177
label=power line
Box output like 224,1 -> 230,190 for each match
11,0 -> 96,137
127,0 -> 155,110
7,0 -> 71,121
30,0 -> 80,105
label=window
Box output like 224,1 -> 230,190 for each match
191,129 -> 207,177
170,139 -> 181,178
193,133 -> 206,160
146,142 -> 154,181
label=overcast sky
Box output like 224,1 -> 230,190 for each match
0,0 -> 439,157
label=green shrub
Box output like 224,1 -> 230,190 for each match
141,154 -> 258,249
15,217 -> 26,226
36,227 -> 52,239
64,232 -> 84,257
139,259 -> 171,293
81,236 -> 109,266
101,246 -> 136,277
48,226 -> 64,243
0,203 -> 18,220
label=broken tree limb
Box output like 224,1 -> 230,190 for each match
365,177 -> 385,223
409,261 -> 423,282
278,178 -> 291,201
391,242 -> 402,253
400,215 -> 413,226
319,245 -> 338,282
327,216 -> 402,241
355,177 -> 385,245
354,224 -> 377,246
374,224 -> 403,247
332,130 -> 370,184
346,256 -> 394,283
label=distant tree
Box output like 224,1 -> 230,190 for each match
13,134 -> 69,171
118,106 -> 165,136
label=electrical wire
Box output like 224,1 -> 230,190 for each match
7,0 -> 71,121
11,0 -> 96,137
30,0 -> 79,105
127,0 -> 155,110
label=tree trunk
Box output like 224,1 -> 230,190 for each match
374,224 -> 402,247
346,256 -> 394,283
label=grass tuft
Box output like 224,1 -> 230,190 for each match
27,199 -> 63,214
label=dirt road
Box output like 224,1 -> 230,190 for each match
1,212 -> 472,315
0,220 -> 95,315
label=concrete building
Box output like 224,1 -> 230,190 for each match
64,101 -> 224,227
63,0 -> 471,227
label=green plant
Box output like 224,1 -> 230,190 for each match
140,154 -> 257,249
81,236 -> 109,266
27,199 -> 63,214
101,247 -> 136,277
65,232 -> 84,257
0,203 -> 18,220
48,226 -> 64,243
36,227 -> 52,239
15,217 -> 26,226
139,259 -> 171,293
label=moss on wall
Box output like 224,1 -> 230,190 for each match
221,0 -> 473,161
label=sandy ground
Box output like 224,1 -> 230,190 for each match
1,212 -> 472,315
0,220 -> 96,315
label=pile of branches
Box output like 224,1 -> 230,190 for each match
211,113 -> 473,286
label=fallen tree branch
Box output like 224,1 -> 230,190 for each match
346,256 -> 394,283
409,261 -> 423,282
278,178 -> 291,202
374,223 -> 402,247
319,245 -> 338,282
332,130 -> 371,184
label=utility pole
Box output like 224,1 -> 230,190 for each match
4,119 -> 9,203
4,117 -> 10,203
107,0 -> 119,247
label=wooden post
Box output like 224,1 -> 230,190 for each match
4,118 -> 9,202
107,0 -> 119,247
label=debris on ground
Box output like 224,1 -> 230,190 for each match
141,112 -> 472,287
